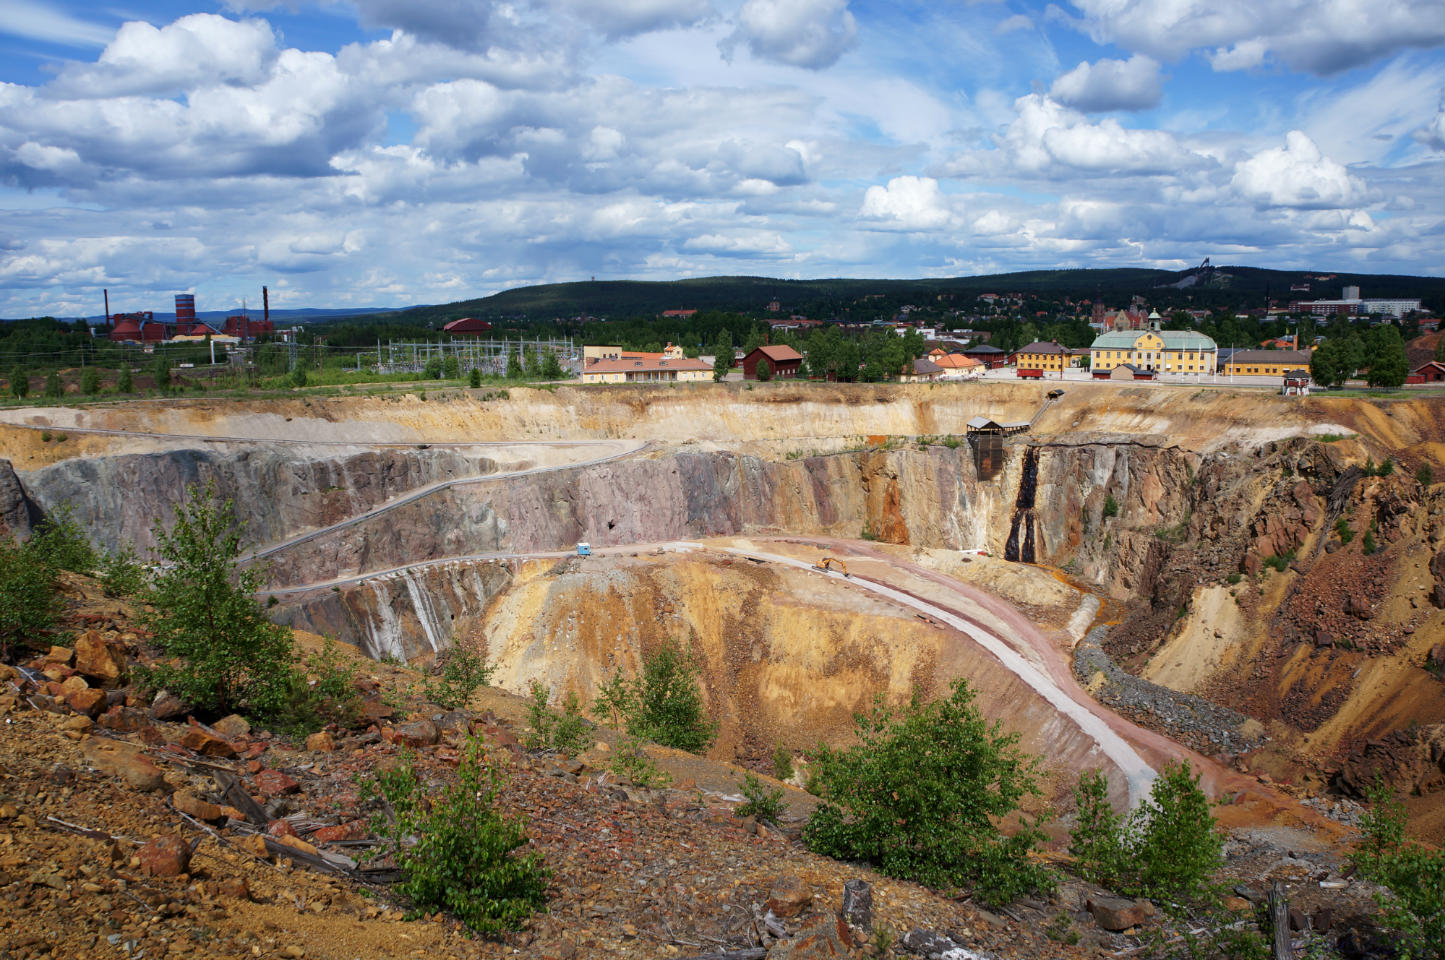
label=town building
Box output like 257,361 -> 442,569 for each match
1089,326 -> 1218,376
963,344 -> 1008,368
1408,360 -> 1445,384
580,356 -> 710,384
583,343 -> 684,366
1014,341 -> 1070,374
1288,286 -> 1423,318
742,344 -> 803,380
1221,349 -> 1313,377
902,357 -> 943,382
932,353 -> 982,379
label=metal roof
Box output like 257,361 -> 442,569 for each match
1090,330 -> 1217,350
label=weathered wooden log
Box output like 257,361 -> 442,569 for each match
1269,881 -> 1295,960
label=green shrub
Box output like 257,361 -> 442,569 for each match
443,356 -> 460,380
9,366 -> 27,399
80,367 -> 100,396
1335,517 -> 1355,544
1261,550 -> 1295,573
592,639 -> 716,754
28,505 -> 99,575
469,368 -> 482,389
1362,527 -> 1377,555
1375,458 -> 1394,477
43,372 -> 62,399
803,679 -> 1053,907
1351,784 -> 1445,959
369,737 -> 549,936
299,638 -> 363,729
99,543 -> 148,597
138,483 -> 304,725
116,366 -> 133,393
290,367 -> 308,388
610,737 -> 671,788
736,772 -> 785,823
524,681 -> 589,756
424,642 -> 494,709
0,537 -> 64,660
1103,493 -> 1119,518
772,742 -> 794,781
1070,762 -> 1222,903
1226,573 -> 1242,585
1418,464 -> 1435,487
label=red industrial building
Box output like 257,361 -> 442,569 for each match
442,317 -> 493,335
742,344 -> 803,379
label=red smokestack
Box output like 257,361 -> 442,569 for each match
263,285 -> 269,325
104,289 -> 110,322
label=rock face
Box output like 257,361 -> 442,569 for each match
17,446 -> 497,555
0,459 -> 39,541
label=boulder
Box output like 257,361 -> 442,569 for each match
72,632 -> 124,684
266,818 -> 299,839
137,835 -> 191,877
212,715 -> 251,738
393,719 -> 439,748
253,770 -> 300,798
766,916 -> 854,959
181,727 -> 237,758
1087,896 -> 1155,931
82,738 -> 166,792
173,790 -> 223,822
304,731 -> 335,753
150,690 -> 187,721
765,875 -> 812,919
312,821 -> 366,844
45,646 -> 74,666
840,879 -> 872,932
64,688 -> 106,718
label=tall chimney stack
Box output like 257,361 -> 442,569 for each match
263,286 -> 269,325
104,289 -> 110,322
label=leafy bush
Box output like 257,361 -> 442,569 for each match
0,537 -> 64,660
469,367 -> 482,388
736,772 -> 785,823
803,679 -> 1053,907
1362,526 -> 1378,555
772,742 -> 794,781
290,367 -> 308,388
28,505 -> 99,575
1335,517 -> 1355,545
99,543 -> 148,597
299,638 -> 363,728
43,372 -> 62,399
369,737 -> 549,936
1351,783 -> 1445,960
1103,493 -> 1119,518
524,681 -> 589,756
1418,464 -> 1435,487
116,366 -> 133,393
139,483 -> 304,724
1261,549 -> 1295,573
9,366 -> 27,399
609,737 -> 671,788
1069,762 -> 1222,903
442,355 -> 460,380
424,642 -> 494,709
80,367 -> 100,396
592,639 -> 716,754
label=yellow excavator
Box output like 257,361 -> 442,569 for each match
814,556 -> 850,577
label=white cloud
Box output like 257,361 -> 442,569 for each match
721,0 -> 857,69
558,0 -> 712,37
997,94 -> 1205,177
54,14 -> 278,98
681,230 -> 793,257
1415,102 -> 1445,151
994,14 -> 1032,35
1070,0 -> 1444,75
1050,55 -> 1161,112
859,175 -> 953,229
0,0 -> 114,47
1231,131 -> 1363,208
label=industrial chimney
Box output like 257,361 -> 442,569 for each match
263,286 -> 269,325
104,289 -> 110,323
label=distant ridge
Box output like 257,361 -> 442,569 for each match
339,267 -> 1444,326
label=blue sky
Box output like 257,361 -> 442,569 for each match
0,0 -> 1441,317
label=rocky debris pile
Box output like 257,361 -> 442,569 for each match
1330,724 -> 1445,800
1074,627 -> 1267,758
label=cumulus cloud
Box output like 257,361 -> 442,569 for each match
1069,0 -> 1443,75
1231,131 -> 1363,208
721,0 -> 857,69
859,176 -> 953,229
53,15 -> 278,98
994,94 -> 1205,177
681,231 -> 793,257
1049,55 -> 1161,112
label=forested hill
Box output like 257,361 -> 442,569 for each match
337,267 -> 1444,326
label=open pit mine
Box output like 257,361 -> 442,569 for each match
0,380 -> 1441,957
